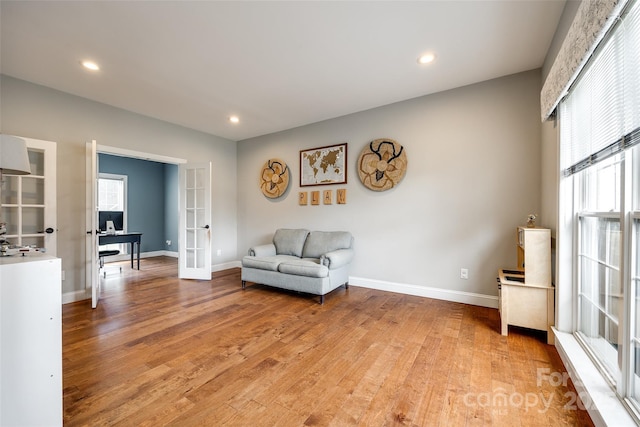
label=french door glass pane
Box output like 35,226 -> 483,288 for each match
1,176 -> 18,205
22,207 -> 44,235
0,207 -> 18,235
22,177 -> 44,205
28,149 -> 44,176
22,236 -> 44,248
186,249 -> 195,268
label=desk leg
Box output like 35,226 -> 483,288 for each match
130,242 -> 134,269
136,240 -> 140,270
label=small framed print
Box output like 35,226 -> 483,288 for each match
311,190 -> 320,205
299,192 -> 308,205
337,188 -> 347,204
323,189 -> 332,205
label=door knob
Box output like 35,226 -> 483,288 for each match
203,225 -> 210,229
38,228 -> 55,234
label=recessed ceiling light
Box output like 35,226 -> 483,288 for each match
81,60 -> 100,71
417,53 -> 436,65
229,116 -> 240,124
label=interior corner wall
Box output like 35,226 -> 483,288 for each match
237,70 -> 543,298
164,163 -> 179,254
0,75 -> 238,297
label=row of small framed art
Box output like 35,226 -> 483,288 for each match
299,188 -> 347,206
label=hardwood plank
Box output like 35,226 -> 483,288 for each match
63,256 -> 595,426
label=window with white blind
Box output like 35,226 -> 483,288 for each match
98,173 -> 128,253
559,0 -> 640,414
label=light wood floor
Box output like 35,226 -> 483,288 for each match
63,256 -> 594,426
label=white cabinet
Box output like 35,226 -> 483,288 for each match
516,226 -> 551,286
498,227 -> 554,344
0,254 -> 62,426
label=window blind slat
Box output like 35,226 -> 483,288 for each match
625,3 -> 640,134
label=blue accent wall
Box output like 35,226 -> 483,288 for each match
164,163 -> 179,252
99,154 -> 178,253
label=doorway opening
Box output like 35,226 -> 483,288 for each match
95,145 -> 185,276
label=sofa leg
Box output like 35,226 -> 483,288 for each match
320,295 -> 324,304
242,280 -> 246,289
345,282 -> 349,289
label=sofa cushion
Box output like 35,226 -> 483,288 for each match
273,228 -> 310,257
242,255 -> 297,272
302,231 -> 353,259
278,259 -> 329,278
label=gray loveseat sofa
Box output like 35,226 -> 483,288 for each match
241,228 -> 354,303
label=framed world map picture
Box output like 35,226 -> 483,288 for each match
300,143 -> 347,187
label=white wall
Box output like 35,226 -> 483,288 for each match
0,75 -> 237,297
238,70 -> 542,301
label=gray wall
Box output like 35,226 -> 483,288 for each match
164,163 -> 179,253
2,67 -> 545,301
237,69 -> 542,297
0,75 -> 237,296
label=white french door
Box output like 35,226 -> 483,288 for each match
85,140 -> 100,308
0,137 -> 57,255
179,162 -> 212,280
85,145 -> 208,306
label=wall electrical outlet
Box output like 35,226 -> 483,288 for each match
460,268 -> 469,279
216,249 -> 222,256
166,240 -> 171,246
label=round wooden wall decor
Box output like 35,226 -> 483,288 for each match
357,138 -> 407,191
260,158 -> 290,198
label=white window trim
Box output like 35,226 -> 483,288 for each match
98,172 -> 128,233
98,172 -> 128,256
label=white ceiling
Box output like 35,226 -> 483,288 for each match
1,1 -> 566,141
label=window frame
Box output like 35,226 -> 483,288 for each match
98,172 -> 128,254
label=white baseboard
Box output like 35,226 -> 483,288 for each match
106,250 -> 177,262
66,263 -> 496,309
213,260 -> 241,272
163,250 -> 179,258
62,289 -> 89,304
349,276 -> 499,309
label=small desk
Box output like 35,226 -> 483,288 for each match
497,268 -> 555,345
99,232 -> 142,270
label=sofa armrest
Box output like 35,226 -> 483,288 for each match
320,248 -> 354,269
248,243 -> 276,257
